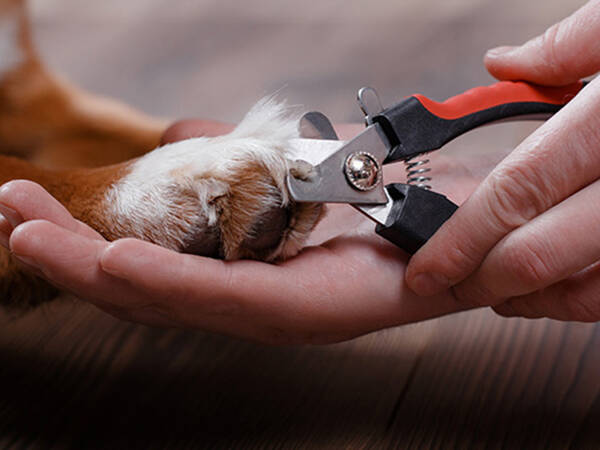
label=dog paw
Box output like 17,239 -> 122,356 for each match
103,98 -> 324,261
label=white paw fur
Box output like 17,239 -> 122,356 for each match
104,98 -> 323,261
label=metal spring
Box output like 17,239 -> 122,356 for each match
404,155 -> 432,190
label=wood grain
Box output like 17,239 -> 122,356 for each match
1,303 -> 599,448
2,0 -> 598,448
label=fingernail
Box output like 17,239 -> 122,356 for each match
100,242 -> 127,279
0,203 -> 23,229
485,45 -> 516,58
13,253 -> 41,271
409,272 -> 449,297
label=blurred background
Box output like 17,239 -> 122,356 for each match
30,0 -> 586,124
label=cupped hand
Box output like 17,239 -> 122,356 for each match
0,120 -> 495,344
406,0 -> 600,321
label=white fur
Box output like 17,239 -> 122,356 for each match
0,8 -> 23,79
104,98 -> 301,250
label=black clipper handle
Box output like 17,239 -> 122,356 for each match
375,184 -> 458,255
374,81 -> 585,163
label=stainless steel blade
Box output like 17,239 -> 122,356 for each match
287,138 -> 346,167
352,189 -> 394,226
287,123 -> 391,204
299,111 -> 339,140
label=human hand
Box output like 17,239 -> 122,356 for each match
406,0 -> 600,321
0,119 -> 496,344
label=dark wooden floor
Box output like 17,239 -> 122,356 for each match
2,304 -> 599,448
2,0 -> 598,448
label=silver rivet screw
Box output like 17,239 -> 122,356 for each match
344,152 -> 381,191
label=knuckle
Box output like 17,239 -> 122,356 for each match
485,164 -> 550,231
414,234 -> 482,286
536,22 -> 572,80
499,238 -> 556,292
441,241 -> 483,283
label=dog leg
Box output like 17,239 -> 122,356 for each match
0,0 -> 167,169
0,0 -> 169,307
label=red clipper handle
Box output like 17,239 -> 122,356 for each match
374,81 -> 586,162
415,80 -> 584,120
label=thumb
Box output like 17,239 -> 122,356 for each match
485,0 -> 600,85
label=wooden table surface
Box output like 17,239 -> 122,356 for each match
2,0 -> 598,448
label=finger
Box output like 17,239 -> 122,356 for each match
0,180 -> 103,240
101,238 -> 323,342
406,77 -> 600,296
493,262 -> 600,321
9,220 -> 129,300
485,0 -> 600,85
100,238 -> 308,328
7,221 -> 183,327
160,119 -> 234,144
454,179 -> 600,305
